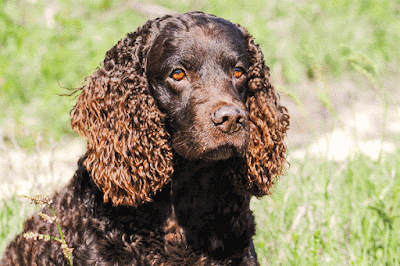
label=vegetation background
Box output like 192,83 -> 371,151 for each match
1,0 -> 399,264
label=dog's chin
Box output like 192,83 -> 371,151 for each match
173,138 -> 248,162
200,145 -> 246,162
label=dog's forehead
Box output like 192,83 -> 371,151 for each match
146,15 -> 249,76
154,16 -> 246,52
181,22 -> 245,51
167,25 -> 247,66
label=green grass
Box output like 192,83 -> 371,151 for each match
1,0 -> 149,148
252,151 -> 400,265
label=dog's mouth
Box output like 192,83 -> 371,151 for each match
171,123 -> 250,162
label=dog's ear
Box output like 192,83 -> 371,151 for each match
240,27 -> 289,196
71,22 -> 173,207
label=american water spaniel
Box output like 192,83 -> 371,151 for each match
1,11 -> 289,265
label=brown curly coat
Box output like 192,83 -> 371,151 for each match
1,11 -> 289,265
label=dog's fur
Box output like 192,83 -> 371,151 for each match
1,12 -> 289,265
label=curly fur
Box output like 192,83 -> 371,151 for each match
70,23 -> 174,206
1,11 -> 289,265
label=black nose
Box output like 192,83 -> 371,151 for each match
212,105 -> 246,134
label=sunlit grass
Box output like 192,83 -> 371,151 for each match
252,150 -> 400,265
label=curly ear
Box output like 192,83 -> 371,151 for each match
241,28 -> 289,196
70,22 -> 174,207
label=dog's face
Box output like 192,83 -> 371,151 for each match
147,17 -> 250,161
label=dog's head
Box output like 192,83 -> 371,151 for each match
71,12 -> 289,207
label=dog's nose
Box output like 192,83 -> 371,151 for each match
212,105 -> 246,134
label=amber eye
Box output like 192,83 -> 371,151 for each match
171,69 -> 186,81
233,67 -> 244,79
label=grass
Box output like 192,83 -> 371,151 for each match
1,0 -> 400,264
252,150 -> 400,265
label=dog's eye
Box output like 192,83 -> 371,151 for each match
171,69 -> 186,81
233,67 -> 244,79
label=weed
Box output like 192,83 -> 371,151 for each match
22,195 -> 73,266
